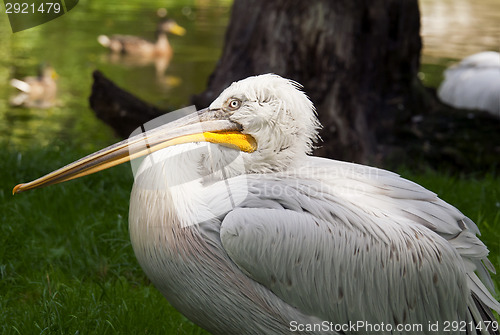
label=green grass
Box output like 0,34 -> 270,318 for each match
1,144 -> 209,335
1,144 -> 499,334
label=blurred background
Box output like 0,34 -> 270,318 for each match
0,0 -> 498,151
420,0 -> 500,91
0,0 -> 232,150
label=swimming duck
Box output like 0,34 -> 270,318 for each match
98,19 -> 186,59
10,64 -> 58,108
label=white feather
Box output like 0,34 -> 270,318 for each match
438,51 -> 500,117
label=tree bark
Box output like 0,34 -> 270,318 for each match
89,70 -> 165,138
89,0 -> 500,172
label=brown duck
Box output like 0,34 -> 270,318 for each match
10,64 -> 58,108
98,19 -> 186,59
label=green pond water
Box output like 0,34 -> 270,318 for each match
0,0 -> 498,150
419,0 -> 500,88
0,0 -> 231,150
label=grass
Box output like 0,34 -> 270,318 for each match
1,143 -> 209,335
1,143 -> 499,334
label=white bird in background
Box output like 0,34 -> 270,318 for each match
14,74 -> 500,334
438,51 -> 500,117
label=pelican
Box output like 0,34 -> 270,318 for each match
438,51 -> 500,117
14,74 -> 500,334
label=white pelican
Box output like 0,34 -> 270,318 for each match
14,74 -> 500,334
438,51 -> 500,117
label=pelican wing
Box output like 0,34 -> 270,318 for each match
219,158 -> 499,330
99,35 -> 154,54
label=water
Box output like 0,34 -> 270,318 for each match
421,0 -> 500,59
419,0 -> 500,87
0,0 -> 498,149
0,0 -> 231,150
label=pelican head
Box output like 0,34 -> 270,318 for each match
209,74 -> 321,172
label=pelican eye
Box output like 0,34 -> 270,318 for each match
225,98 -> 242,111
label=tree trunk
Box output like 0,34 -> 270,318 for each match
89,71 -> 165,138
90,0 -> 500,172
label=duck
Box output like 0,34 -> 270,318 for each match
10,64 -> 58,108
98,18 -> 186,59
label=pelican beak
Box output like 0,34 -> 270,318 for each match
13,108 -> 256,194
168,23 -> 186,36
